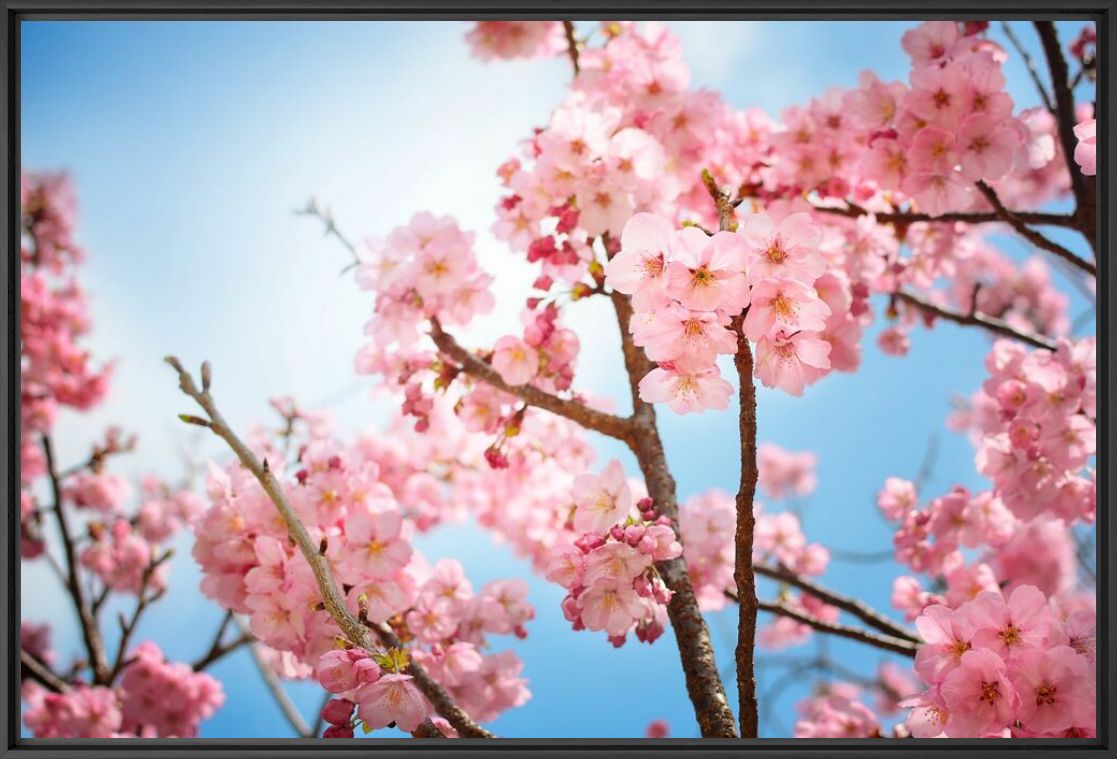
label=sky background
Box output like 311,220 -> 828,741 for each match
20,19 -> 1095,739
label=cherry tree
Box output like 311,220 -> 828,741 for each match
20,19 -> 1097,740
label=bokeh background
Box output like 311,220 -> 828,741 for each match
20,19 -> 1094,738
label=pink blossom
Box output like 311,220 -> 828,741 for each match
939,649 -> 1016,737
1009,646 -> 1093,735
491,335 -> 540,386
665,227 -> 750,312
638,365 -> 733,413
1072,119 -> 1096,176
572,459 -> 632,533
743,278 -> 830,341
753,332 -> 831,396
355,673 -> 431,733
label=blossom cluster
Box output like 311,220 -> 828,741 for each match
903,585 -> 1095,737
190,413 -> 534,732
545,460 -> 680,645
607,210 -> 843,406
23,642 -> 224,738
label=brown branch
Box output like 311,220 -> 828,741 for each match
191,611 -> 253,671
165,357 -> 494,739
895,289 -> 1057,351
1034,20 -> 1094,246
562,20 -> 580,75
42,435 -> 111,684
428,318 -> 635,443
752,562 -> 919,643
108,549 -> 173,683
1000,21 -> 1055,113
21,650 -> 71,693
757,599 -> 917,657
234,616 -> 313,738
703,169 -> 759,737
812,201 -> 1078,229
608,290 -> 739,738
975,181 -> 1095,276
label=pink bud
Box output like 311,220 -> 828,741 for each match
321,698 -> 355,726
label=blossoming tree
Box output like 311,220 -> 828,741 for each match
21,19 -> 1097,740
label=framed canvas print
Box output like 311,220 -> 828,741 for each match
2,2 -> 1111,757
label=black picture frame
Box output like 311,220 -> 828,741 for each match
2,2 -> 1112,757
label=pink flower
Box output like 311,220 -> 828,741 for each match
1073,118 -> 1096,176
665,227 -> 750,312
341,507 -> 411,580
939,649 -> 1016,737
491,336 -> 539,386
913,604 -> 978,683
753,332 -> 831,396
606,213 -> 673,309
743,278 -> 830,341
632,304 -> 736,372
740,212 -> 825,283
968,585 -> 1058,658
1009,646 -> 1093,735
572,459 -> 632,533
757,444 -> 818,500
877,477 -> 918,520
638,365 -> 733,413
957,115 -> 1020,182
355,673 -> 431,733
577,583 -> 644,636
901,21 -> 960,66
583,542 -> 652,586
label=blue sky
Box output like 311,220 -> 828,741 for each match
20,19 -> 1094,739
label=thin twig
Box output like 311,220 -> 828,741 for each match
895,289 -> 1057,351
42,435 -> 111,684
752,561 -> 920,643
21,650 -> 71,693
107,549 -> 173,682
429,318 -> 636,443
812,201 -> 1078,229
1000,21 -> 1055,112
191,610 -> 253,671
974,181 -> 1094,276
756,599 -> 917,657
297,199 -> 361,273
235,616 -> 313,738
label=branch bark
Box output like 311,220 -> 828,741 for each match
562,21 -> 580,75
704,170 -> 761,738
42,435 -> 111,684
1034,20 -> 1095,248
429,318 -> 636,443
974,181 -> 1095,276
812,201 -> 1078,229
21,650 -> 71,693
608,291 -> 739,738
895,289 -> 1058,351
753,561 -> 920,643
165,357 -> 494,739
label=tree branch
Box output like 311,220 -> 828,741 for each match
165,357 -> 494,739
756,599 -> 918,657
21,650 -> 71,693
164,359 -> 493,737
608,290 -> 739,738
233,616 -> 313,738
812,201 -> 1078,229
752,561 -> 920,643
1000,21 -> 1055,113
704,169 -> 760,737
107,549 -> 173,683
895,289 -> 1058,351
562,21 -> 580,75
191,610 -> 253,671
1034,20 -> 1094,246
42,434 -> 111,684
974,181 -> 1095,276
428,318 -> 636,444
